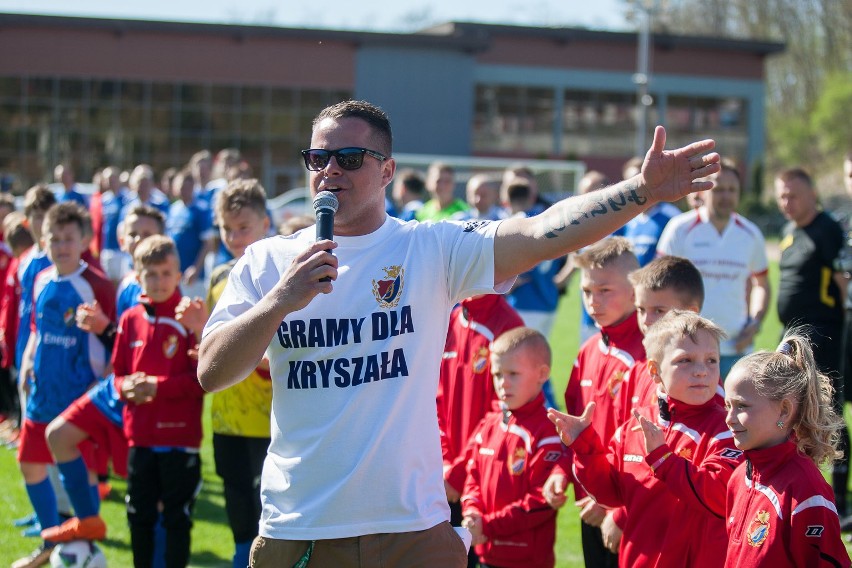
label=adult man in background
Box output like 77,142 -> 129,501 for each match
775,166 -> 849,519
199,99 -> 719,567
416,162 -> 469,221
657,160 -> 770,378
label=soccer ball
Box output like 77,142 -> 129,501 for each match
49,540 -> 107,568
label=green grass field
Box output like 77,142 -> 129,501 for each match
0,259 -> 819,566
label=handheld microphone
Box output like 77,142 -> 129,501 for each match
312,191 -> 338,282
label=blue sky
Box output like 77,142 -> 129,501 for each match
0,0 -> 630,32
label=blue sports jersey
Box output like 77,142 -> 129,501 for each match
27,263 -> 114,423
90,271 -> 143,426
166,198 -> 213,273
56,187 -> 89,208
87,375 -> 123,427
508,257 -> 566,313
622,202 -> 682,267
15,247 -> 52,370
100,188 -> 130,252
116,272 -> 143,319
121,190 -> 170,220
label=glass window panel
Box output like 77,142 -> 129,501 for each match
270,89 -> 294,109
0,77 -> 22,100
150,107 -> 173,130
151,83 -> 174,105
472,84 -> 555,155
59,79 -> 85,101
26,77 -> 55,100
269,112 -> 297,137
91,80 -> 118,105
211,85 -> 235,107
179,84 -> 205,107
120,106 -> 146,130
210,110 -> 237,133
120,82 -> 147,105
178,109 -> 207,133
241,110 -> 266,133
243,86 -> 267,108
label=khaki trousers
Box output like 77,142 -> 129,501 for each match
249,521 -> 468,568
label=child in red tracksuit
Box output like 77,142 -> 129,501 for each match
723,332 -> 851,567
113,235 -> 204,568
461,327 -> 563,568
543,237 -> 643,568
549,311 -> 744,567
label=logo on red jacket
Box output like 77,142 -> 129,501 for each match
746,510 -> 770,547
372,266 -> 404,309
163,335 -> 178,359
509,447 -> 527,476
471,347 -> 489,375
64,307 -> 75,326
607,370 -> 625,399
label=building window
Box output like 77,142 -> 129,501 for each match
0,76 -> 351,195
472,85 -> 556,157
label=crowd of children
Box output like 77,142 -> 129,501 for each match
1,159 -> 850,568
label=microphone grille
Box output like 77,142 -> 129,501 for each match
313,191 -> 339,213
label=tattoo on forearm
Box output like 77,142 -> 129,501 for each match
542,183 -> 647,239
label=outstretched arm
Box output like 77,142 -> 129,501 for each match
494,127 -> 719,282
198,240 -> 338,392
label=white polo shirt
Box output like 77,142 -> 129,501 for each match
657,207 -> 768,356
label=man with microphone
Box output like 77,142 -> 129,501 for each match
199,100 -> 720,567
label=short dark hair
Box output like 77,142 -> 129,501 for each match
215,178 -> 268,225
397,169 -> 426,198
133,234 -> 179,269
125,204 -> 166,234
777,167 -> 813,188
23,184 -> 57,217
628,255 -> 705,310
44,202 -> 87,235
313,100 -> 393,156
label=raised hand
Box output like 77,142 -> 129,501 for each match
76,300 -> 110,334
547,402 -> 595,447
176,296 -> 209,338
641,126 -> 720,204
632,409 -> 665,454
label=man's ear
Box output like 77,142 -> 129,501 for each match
647,360 -> 662,385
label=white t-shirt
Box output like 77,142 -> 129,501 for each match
204,216 -> 510,539
657,207 -> 768,355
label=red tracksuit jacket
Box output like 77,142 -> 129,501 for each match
113,290 -> 204,449
438,294 -> 523,492
461,393 -> 563,568
725,441 -> 851,567
572,396 -> 744,567
554,313 -> 645,498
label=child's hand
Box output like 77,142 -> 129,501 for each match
175,297 -> 208,338
633,409 -> 665,454
122,372 -> 155,404
76,301 -> 110,334
601,512 -> 623,553
134,376 -> 158,402
543,473 -> 568,509
547,403 -> 595,447
444,479 -> 461,503
576,496 -> 606,527
462,514 -> 487,546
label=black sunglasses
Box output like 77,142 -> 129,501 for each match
300,147 -> 387,171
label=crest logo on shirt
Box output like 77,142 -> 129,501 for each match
63,307 -> 75,326
163,335 -> 178,359
607,370 -> 625,399
471,347 -> 489,375
463,220 -> 490,233
720,448 -> 743,460
372,266 -> 404,308
509,447 -> 526,476
746,510 -> 770,547
805,525 -> 824,537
